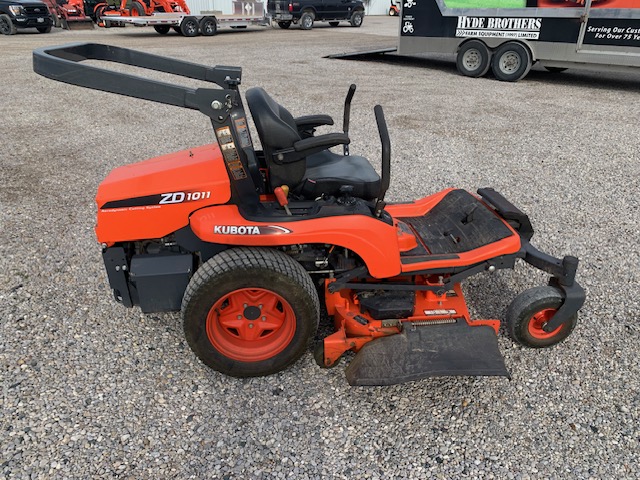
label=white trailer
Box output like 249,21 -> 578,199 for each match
100,8 -> 268,36
396,0 -> 640,81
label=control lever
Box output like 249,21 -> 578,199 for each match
342,84 -> 356,156
274,186 -> 292,216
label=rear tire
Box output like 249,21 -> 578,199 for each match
457,40 -> 491,78
329,21 -> 339,27
300,12 -> 314,30
199,16 -> 217,36
154,24 -> 170,34
506,286 -> 578,348
277,20 -> 291,29
491,42 -> 532,82
349,10 -> 363,27
180,15 -> 199,36
131,1 -> 145,16
182,247 -> 320,377
0,14 -> 17,35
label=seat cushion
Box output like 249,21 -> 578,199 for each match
301,150 -> 381,200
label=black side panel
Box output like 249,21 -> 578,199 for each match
402,189 -> 513,255
129,254 -> 193,313
345,321 -> 509,386
102,247 -> 133,308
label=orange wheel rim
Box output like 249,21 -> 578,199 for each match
528,308 -> 562,339
206,288 -> 296,362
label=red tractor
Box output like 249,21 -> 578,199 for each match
42,0 -> 94,29
95,0 -> 189,27
33,44 -> 585,386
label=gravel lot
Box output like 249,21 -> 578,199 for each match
1,16 -> 639,479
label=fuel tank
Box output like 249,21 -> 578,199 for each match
95,144 -> 231,245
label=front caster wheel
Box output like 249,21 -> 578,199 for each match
182,248 -> 320,377
506,286 -> 578,348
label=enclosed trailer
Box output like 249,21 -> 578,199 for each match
397,0 -> 640,80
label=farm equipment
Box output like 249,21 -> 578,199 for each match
389,0 -> 400,16
42,0 -> 94,29
33,43 -> 585,386
94,0 -> 189,27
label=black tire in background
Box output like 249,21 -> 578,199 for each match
491,42 -> 532,82
0,14 -> 17,35
277,20 -> 291,29
182,247 -> 320,377
180,15 -> 200,36
545,66 -> 568,73
36,25 -> 52,33
154,24 -> 170,34
506,286 -> 578,348
457,40 -> 491,78
300,12 -> 314,30
350,10 -> 364,27
329,21 -> 339,27
200,16 -> 217,36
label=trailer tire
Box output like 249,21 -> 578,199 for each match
131,1 -> 145,16
154,24 -> 170,34
300,12 -> 314,30
491,42 -> 532,82
180,16 -> 200,36
349,10 -> 364,27
278,20 -> 291,29
0,14 -> 17,35
172,26 -> 182,34
456,40 -> 491,78
36,25 -> 52,33
506,286 -> 578,348
200,16 -> 217,36
182,247 -> 320,378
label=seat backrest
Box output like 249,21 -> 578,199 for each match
245,87 -> 307,189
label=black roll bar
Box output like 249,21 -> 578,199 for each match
373,105 -> 391,217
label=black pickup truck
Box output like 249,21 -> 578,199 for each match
268,0 -> 365,30
0,0 -> 53,34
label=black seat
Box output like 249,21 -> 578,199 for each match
245,87 -> 381,200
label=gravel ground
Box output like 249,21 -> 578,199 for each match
1,17 -> 639,479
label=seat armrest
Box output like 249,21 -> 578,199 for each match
293,133 -> 350,153
273,133 -> 350,164
294,114 -> 335,129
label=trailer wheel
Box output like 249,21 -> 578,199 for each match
154,25 -> 170,34
172,26 -> 182,34
457,40 -> 491,78
350,10 -> 364,27
491,42 -> 532,82
277,20 -> 291,29
300,12 -> 314,30
199,16 -> 217,36
182,247 -> 320,377
0,14 -> 17,35
180,16 -> 200,37
506,286 -> 578,348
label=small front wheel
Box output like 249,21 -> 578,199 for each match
506,286 -> 578,348
182,248 -> 320,377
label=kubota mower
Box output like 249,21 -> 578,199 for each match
42,0 -> 94,29
94,0 -> 189,27
33,44 -> 585,386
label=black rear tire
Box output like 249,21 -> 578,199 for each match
300,12 -> 314,30
506,286 -> 578,348
180,15 -> 199,36
329,21 -> 339,27
491,42 -> 532,82
277,20 -> 291,29
182,248 -> 320,377
0,14 -> 17,35
457,40 -> 491,78
154,24 -> 170,34
199,16 -> 217,36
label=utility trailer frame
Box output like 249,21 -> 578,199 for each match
99,11 -> 269,35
